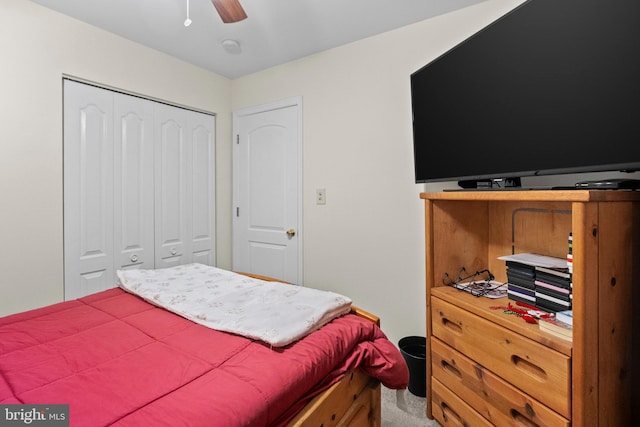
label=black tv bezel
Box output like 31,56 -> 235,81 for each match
412,163 -> 640,185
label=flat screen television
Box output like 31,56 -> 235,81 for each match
410,0 -> 640,188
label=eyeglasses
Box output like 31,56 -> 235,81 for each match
442,267 -> 506,298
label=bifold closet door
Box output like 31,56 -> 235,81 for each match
64,81 -> 155,299
187,109 -> 216,265
113,93 -> 155,273
64,81 -> 117,299
64,80 -> 215,300
153,104 -> 216,268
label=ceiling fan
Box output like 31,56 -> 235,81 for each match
211,0 -> 247,23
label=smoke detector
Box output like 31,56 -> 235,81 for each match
221,39 -> 242,54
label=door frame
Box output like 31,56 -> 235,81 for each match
231,96 -> 303,284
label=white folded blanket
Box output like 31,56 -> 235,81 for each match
117,264 -> 352,347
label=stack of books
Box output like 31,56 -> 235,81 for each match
539,313 -> 572,341
505,261 -> 536,305
555,309 -> 573,326
534,266 -> 572,312
500,252 -> 573,313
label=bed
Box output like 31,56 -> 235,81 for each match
0,264 -> 409,426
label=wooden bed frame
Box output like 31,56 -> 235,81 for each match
237,272 -> 382,427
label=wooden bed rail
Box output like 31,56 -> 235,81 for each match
235,272 -> 380,326
288,370 -> 382,427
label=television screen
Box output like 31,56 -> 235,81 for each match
411,0 -> 640,186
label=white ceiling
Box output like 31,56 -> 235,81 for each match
30,0 -> 484,79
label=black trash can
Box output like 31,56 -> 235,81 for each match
399,336 -> 426,397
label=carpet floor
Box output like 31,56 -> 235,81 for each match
381,386 -> 441,427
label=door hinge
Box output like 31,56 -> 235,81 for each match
236,207 -> 240,217
236,134 -> 240,144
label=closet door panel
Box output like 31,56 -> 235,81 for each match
65,80 -> 216,299
114,94 -> 155,271
155,104 -> 191,268
64,81 -> 114,299
190,112 -> 216,265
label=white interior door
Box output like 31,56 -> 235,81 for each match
232,97 -> 302,284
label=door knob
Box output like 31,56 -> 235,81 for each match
286,229 -> 296,237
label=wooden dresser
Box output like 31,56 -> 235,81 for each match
421,190 -> 640,426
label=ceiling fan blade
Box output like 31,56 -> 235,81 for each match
211,0 -> 247,23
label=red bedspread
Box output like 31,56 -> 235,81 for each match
0,288 -> 409,426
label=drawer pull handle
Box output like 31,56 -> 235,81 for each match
510,409 -> 539,427
511,355 -> 547,381
441,317 -> 463,334
441,360 -> 462,379
440,402 -> 464,426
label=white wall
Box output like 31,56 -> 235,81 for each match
231,0 -> 528,344
0,0 -> 233,316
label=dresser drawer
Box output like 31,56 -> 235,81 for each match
432,337 -> 570,426
432,296 -> 571,418
432,377 -> 493,427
